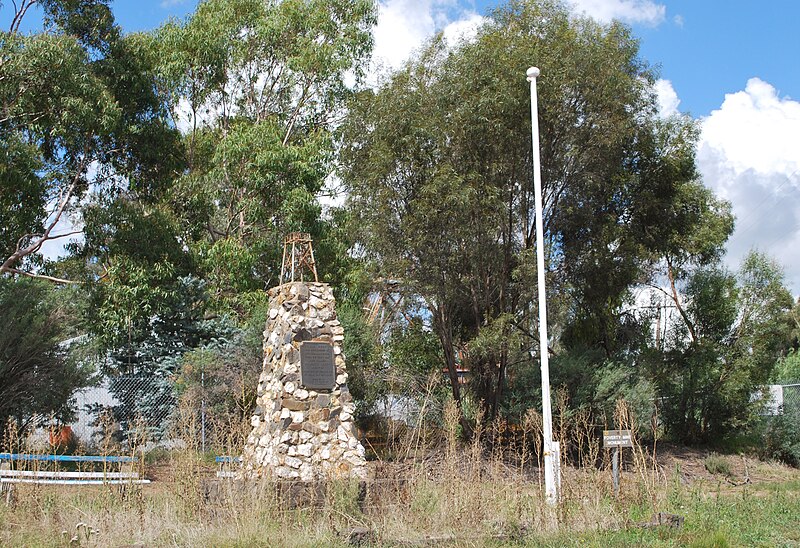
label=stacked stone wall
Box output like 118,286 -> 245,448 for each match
242,282 -> 367,481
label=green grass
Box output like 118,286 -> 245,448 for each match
533,480 -> 800,547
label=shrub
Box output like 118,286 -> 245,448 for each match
704,453 -> 732,476
759,410 -> 800,467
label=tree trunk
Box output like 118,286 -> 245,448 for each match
433,303 -> 461,406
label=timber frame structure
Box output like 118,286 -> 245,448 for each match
280,232 -> 319,284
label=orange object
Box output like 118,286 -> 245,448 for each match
48,425 -> 75,449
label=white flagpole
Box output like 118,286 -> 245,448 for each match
527,66 -> 559,505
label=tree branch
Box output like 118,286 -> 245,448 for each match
665,258 -> 697,343
1,156 -> 87,275
6,268 -> 80,285
10,0 -> 36,34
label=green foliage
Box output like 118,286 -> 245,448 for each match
154,0 -> 376,317
337,297 -> 383,420
759,410 -> 800,467
0,134 -> 45,258
0,278 -> 90,430
339,0 -> 732,426
773,349 -> 800,383
175,306 -> 265,434
657,251 -> 794,443
95,277 -> 234,438
592,359 -> 657,433
0,1 -> 182,277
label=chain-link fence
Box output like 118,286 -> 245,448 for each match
73,374 -> 178,446
782,383 -> 800,418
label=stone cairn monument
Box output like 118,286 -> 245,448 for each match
241,233 -> 367,481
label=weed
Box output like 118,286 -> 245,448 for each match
703,453 -> 732,477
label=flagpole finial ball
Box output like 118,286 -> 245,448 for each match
527,67 -> 540,79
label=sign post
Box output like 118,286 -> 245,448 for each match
603,429 -> 633,497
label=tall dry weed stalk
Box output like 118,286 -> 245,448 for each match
613,399 -> 664,510
169,395 -> 207,516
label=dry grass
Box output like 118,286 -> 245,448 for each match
2,401 -> 799,547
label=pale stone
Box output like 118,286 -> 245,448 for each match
294,388 -> 309,400
285,456 -> 302,469
275,466 -> 295,478
296,444 -> 313,457
336,374 -> 348,385
250,415 -> 260,427
269,308 -> 279,319
319,308 -> 335,321
299,430 -> 313,442
284,382 -> 296,394
333,345 -> 342,355
287,446 -> 297,456
280,408 -> 291,419
337,425 -> 349,441
340,412 -> 352,422
284,363 -> 298,375
291,411 -> 304,423
321,447 -> 331,460
300,464 -> 314,482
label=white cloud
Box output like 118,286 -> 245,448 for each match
372,0 -> 483,74
442,12 -> 485,48
372,0 -> 438,72
697,78 -> 800,292
568,0 -> 666,25
700,79 -> 800,177
654,78 -> 680,118
160,0 -> 189,8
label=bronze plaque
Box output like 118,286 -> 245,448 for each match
300,341 -> 335,390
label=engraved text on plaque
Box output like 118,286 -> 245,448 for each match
299,341 -> 336,390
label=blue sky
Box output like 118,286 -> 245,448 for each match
6,1 -> 798,117
3,0 -> 799,291
85,0 -> 800,118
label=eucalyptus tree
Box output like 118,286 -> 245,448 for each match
0,0 -> 182,282
655,251 -> 794,442
154,0 -> 376,314
339,0 -> 744,426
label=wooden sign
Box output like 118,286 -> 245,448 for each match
299,341 -> 335,390
603,429 -> 633,448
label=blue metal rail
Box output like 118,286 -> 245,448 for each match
0,453 -> 137,463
